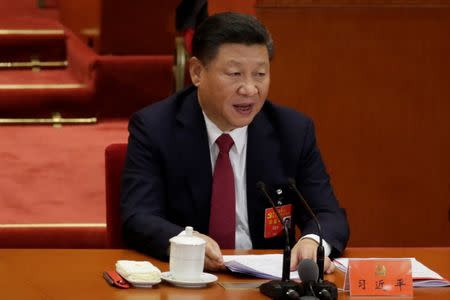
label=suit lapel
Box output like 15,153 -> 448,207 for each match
174,92 -> 284,241
246,109 -> 278,244
175,89 -> 212,231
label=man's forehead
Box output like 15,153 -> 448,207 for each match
224,59 -> 268,67
214,43 -> 269,63
216,42 -> 268,52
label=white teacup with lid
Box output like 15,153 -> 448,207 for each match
169,226 -> 206,281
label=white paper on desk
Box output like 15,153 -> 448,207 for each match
223,254 -> 299,279
334,257 -> 450,288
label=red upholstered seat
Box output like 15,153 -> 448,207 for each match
105,143 -> 128,248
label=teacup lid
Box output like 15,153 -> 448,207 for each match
169,226 -> 206,246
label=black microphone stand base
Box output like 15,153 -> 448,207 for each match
260,280 -> 303,300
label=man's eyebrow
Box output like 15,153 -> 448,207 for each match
225,60 -> 242,66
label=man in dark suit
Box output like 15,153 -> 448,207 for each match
121,12 -> 349,272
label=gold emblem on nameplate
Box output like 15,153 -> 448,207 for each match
375,264 -> 387,276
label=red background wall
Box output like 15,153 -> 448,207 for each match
257,0 -> 450,247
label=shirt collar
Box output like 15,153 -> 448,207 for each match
202,111 -> 247,155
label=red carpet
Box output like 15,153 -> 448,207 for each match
0,119 -> 128,224
0,69 -> 81,84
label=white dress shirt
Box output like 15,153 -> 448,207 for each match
203,112 -> 252,249
202,112 -> 331,256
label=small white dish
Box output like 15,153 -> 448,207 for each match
161,272 -> 218,288
128,278 -> 161,288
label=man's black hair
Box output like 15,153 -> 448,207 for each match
192,12 -> 274,65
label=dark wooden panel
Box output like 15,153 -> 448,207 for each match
258,0 -> 450,7
58,0 -> 100,37
99,0 -> 179,55
257,1 -> 450,246
209,0 -> 256,15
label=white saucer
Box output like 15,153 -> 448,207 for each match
161,272 -> 218,288
128,278 -> 161,288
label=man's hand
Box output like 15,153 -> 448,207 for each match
290,238 -> 335,274
193,232 -> 226,271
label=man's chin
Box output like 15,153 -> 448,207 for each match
231,118 -> 254,129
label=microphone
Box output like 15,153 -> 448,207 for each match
298,259 -> 319,283
287,178 -> 325,281
298,259 -> 338,300
257,181 -> 338,300
298,259 -> 320,299
256,181 -> 291,281
257,181 -> 298,299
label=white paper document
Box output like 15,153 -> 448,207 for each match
223,254 -> 299,279
223,254 -> 450,288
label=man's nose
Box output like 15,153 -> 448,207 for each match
238,81 -> 258,97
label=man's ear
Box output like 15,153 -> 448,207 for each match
189,57 -> 203,87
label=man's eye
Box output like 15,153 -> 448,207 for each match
256,72 -> 266,77
228,72 -> 241,77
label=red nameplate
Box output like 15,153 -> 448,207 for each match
264,204 -> 292,238
346,259 -> 413,296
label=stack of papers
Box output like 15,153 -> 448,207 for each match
223,254 -> 450,288
223,254 -> 299,279
334,258 -> 450,288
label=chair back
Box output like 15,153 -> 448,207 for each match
105,143 -> 128,248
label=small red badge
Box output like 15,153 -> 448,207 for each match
264,204 -> 293,238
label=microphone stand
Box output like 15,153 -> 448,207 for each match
281,217 -> 291,282
257,181 -> 337,300
257,182 -> 299,299
287,178 -> 325,282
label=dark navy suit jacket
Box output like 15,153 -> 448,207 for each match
121,86 -> 349,260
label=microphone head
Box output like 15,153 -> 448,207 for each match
298,259 -> 319,283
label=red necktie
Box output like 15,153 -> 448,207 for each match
209,134 -> 235,248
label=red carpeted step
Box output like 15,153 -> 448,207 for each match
0,69 -> 93,116
0,19 -> 98,117
0,69 -> 81,85
0,17 -> 67,65
0,36 -> 66,64
0,119 -> 129,248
